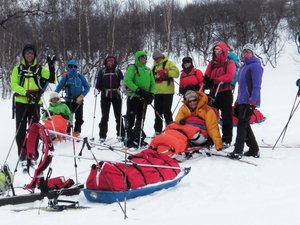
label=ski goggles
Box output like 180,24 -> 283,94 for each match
68,65 -> 77,69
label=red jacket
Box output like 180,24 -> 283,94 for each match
180,67 -> 204,91
204,42 -> 236,94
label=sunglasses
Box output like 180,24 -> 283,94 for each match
242,49 -> 253,54
68,65 -> 77,69
188,99 -> 197,103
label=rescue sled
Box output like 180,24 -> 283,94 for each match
82,168 -> 190,204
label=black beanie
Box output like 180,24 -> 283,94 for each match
182,56 -> 193,69
22,44 -> 37,58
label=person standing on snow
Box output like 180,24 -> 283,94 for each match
203,42 -> 236,148
10,44 -> 56,165
55,60 -> 90,137
124,50 -> 156,148
179,56 -> 204,95
228,43 -> 263,159
95,56 -> 125,142
151,49 -> 179,136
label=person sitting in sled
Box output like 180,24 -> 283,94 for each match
175,90 -> 223,151
42,92 -> 72,141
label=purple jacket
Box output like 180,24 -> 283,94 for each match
236,56 -> 263,106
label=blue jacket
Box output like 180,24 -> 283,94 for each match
55,68 -> 90,101
236,56 -> 263,106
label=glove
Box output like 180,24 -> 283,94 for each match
179,87 -> 185,95
203,76 -> 214,89
47,55 -> 57,67
76,95 -> 84,104
136,88 -> 152,100
179,119 -> 186,125
156,69 -> 168,78
248,99 -> 256,110
26,92 -> 37,102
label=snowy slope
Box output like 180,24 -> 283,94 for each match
0,40 -> 300,225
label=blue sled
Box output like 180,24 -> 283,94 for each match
82,168 -> 190,204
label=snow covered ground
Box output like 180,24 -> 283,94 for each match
0,39 -> 300,225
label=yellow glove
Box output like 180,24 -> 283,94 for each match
76,95 -> 84,104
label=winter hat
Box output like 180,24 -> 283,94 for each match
242,43 -> 255,54
104,56 -> 117,67
152,49 -> 163,59
22,44 -> 36,57
184,90 -> 198,101
182,56 -> 193,64
49,92 -> 61,102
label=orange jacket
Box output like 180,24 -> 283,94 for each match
175,91 -> 222,150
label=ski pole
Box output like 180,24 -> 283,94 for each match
150,103 -> 164,121
138,101 -> 147,149
90,90 -> 98,141
172,94 -> 182,116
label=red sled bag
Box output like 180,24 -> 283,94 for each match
86,149 -> 180,191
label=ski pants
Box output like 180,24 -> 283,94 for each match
126,97 -> 147,142
153,94 -> 174,133
213,90 -> 233,144
99,97 -> 125,139
233,104 -> 259,154
15,102 -> 40,160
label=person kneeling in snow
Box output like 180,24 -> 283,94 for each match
42,92 -> 72,141
175,90 -> 223,151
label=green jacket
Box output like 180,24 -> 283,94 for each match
10,57 -> 53,104
124,50 -> 156,97
42,102 -> 72,121
152,56 -> 179,94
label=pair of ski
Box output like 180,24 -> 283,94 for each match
177,146 -> 258,166
259,139 -> 300,149
0,184 -> 83,207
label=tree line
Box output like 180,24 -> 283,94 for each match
1,0 -> 300,98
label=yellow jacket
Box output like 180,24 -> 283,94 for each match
175,91 -> 222,149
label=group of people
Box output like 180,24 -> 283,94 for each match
10,41 -> 263,166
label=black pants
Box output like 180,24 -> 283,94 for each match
234,104 -> 259,154
99,97 -> 125,139
66,101 -> 84,133
213,91 -> 233,144
154,94 -> 173,133
15,102 -> 40,160
126,97 -> 147,143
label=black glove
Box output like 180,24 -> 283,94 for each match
136,88 -> 152,103
47,55 -> 57,67
179,118 -> 186,125
203,76 -> 214,89
26,92 -> 37,102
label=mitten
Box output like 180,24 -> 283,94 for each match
179,119 -> 186,125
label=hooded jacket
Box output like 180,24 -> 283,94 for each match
11,47 -> 55,104
124,50 -> 156,97
175,91 -> 222,149
152,55 -> 179,94
204,42 -> 236,94
55,60 -> 90,101
236,56 -> 263,106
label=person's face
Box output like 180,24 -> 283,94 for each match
68,64 -> 77,70
214,46 -> 223,55
187,98 -> 198,109
242,49 -> 253,58
184,62 -> 191,68
107,61 -> 115,68
139,55 -> 147,64
24,51 -> 35,64
153,56 -> 161,64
